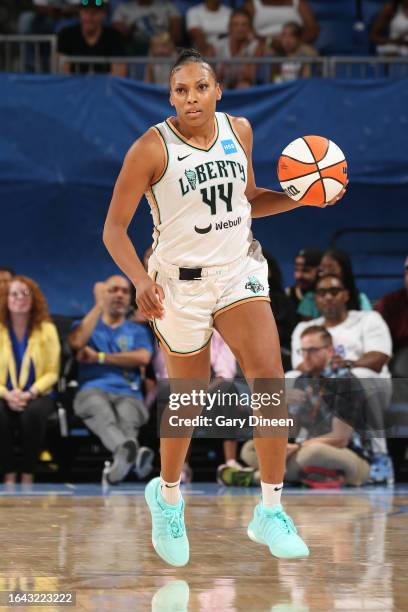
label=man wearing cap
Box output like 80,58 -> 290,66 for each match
286,249 -> 322,318
376,257 -> 408,357
58,0 -> 126,76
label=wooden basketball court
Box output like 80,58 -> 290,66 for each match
0,483 -> 406,611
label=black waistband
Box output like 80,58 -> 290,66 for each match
179,267 -> 202,280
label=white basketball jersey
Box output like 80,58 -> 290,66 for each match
145,112 -> 253,267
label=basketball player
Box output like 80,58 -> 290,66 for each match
103,49 -> 345,566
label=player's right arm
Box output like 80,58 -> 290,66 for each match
103,129 -> 165,320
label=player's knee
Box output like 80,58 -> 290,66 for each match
243,364 -> 285,379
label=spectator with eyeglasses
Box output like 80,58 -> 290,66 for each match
216,325 -> 374,487
0,276 -> 60,484
288,273 -> 395,484
68,275 -> 154,484
298,248 -> 372,321
229,325 -> 373,487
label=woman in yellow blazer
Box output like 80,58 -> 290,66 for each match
0,275 -> 60,484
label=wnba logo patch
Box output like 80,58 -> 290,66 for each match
221,139 -> 237,155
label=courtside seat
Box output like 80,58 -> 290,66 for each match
51,314 -> 86,437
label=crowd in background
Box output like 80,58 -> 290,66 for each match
1,1 -> 408,85
0,248 -> 407,487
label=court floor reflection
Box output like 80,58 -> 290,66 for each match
0,484 -> 406,611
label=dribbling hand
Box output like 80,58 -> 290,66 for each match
306,181 -> 348,208
135,276 -> 165,320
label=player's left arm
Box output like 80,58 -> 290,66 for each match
230,115 -> 299,218
229,116 -> 345,218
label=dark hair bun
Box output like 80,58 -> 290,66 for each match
173,48 -> 203,69
178,48 -> 202,59
170,47 -> 217,81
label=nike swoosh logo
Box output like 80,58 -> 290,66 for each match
194,224 -> 212,234
178,154 -> 192,161
273,486 -> 283,491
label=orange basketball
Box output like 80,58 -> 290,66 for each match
277,135 -> 348,206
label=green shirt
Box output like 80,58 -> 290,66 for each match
297,291 -> 372,319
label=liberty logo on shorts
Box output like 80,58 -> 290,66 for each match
221,139 -> 237,155
245,276 -> 264,294
185,169 -> 197,190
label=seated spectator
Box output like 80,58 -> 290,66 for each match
68,275 -> 154,484
18,0 -> 79,72
58,0 -> 126,76
186,0 -> 232,56
243,0 -> 319,44
267,21 -> 318,82
214,9 -> 263,89
221,326 -> 373,487
285,326 -> 372,487
285,248 -> 322,317
0,276 -> 60,485
298,248 -> 372,320
376,256 -> 408,358
18,0 -> 78,37
112,0 -> 182,56
289,273 -> 394,483
1,1 -> 30,35
370,0 -> 408,56
144,32 -> 176,86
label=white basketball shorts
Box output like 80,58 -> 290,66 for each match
148,240 -> 270,356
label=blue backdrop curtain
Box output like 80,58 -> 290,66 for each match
0,75 -> 407,313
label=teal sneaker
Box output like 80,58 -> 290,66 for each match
145,477 -> 189,567
247,503 -> 309,559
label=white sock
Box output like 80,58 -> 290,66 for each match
261,481 -> 283,509
226,459 -> 239,467
160,475 -> 181,505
